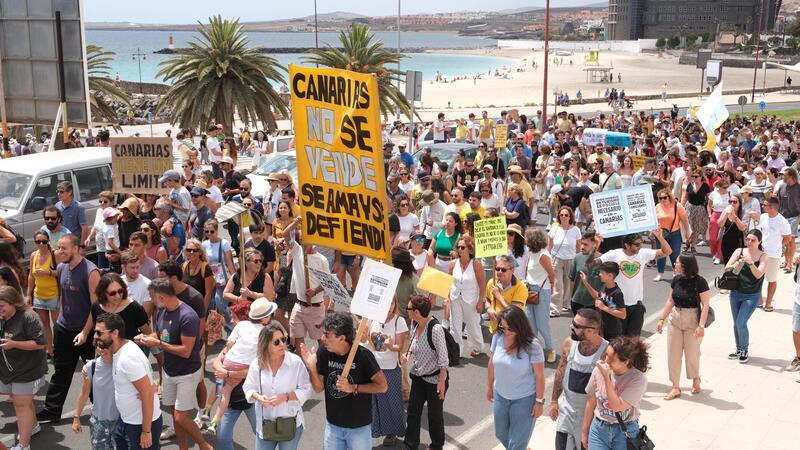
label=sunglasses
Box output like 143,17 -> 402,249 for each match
495,267 -> 510,273
56,190 -> 66,194
400,173 -> 409,176
140,227 -> 152,232
106,288 -> 125,297
658,196 -> 669,200
272,336 -> 288,346
35,239 -> 49,244
251,259 -> 263,264
205,230 -> 216,234
457,245 -> 468,250
559,213 -> 570,217
239,187 -> 250,191
190,193 -> 202,198
93,329 -> 112,336
399,203 -> 409,207
729,200 -> 739,204
413,237 -> 426,243
571,321 -> 596,330
185,248 -> 200,253
182,165 -> 190,168
99,199 -> 110,204
44,217 -> 58,221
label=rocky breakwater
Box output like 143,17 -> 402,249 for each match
98,79 -> 173,125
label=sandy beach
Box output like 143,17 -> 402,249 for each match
419,48 -> 791,109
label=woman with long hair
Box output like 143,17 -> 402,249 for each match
503,185 -> 530,230
506,224 -> 529,280
25,230 -> 58,357
448,236 -> 486,358
203,219 -> 237,326
525,228 -> 557,364
0,240 -> 24,290
91,273 -> 151,340
182,238 -> 215,311
223,138 -> 238,168
581,336 -> 650,450
427,212 -> 463,275
85,191 -> 115,269
717,194 -> 747,267
0,286 -> 47,450
682,168 -> 710,253
548,206 -> 581,317
654,189 -> 690,282
393,195 -> 420,243
243,322 -> 312,450
139,219 -> 167,262
366,300 -> 408,446
223,248 -> 275,306
487,306 -> 545,450
726,229 -> 767,363
656,254 -> 712,399
707,180 -> 731,264
618,155 -> 635,188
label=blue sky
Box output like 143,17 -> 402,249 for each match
84,0 -> 599,23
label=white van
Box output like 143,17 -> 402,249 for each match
0,147 -> 112,256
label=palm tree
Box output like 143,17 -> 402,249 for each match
87,44 -> 130,128
156,15 -> 288,133
303,23 -> 411,120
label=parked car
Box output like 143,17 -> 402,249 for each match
0,147 -> 112,257
412,142 -> 479,171
246,152 -> 298,201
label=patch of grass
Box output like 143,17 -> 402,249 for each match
738,108 -> 800,122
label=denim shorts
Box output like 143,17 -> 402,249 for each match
340,254 -> 362,268
33,296 -> 59,311
792,302 -> 800,333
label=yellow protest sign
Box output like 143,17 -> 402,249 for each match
494,123 -> 508,149
111,137 -> 173,195
289,65 -> 389,261
417,266 -> 454,299
631,155 -> 647,171
474,216 -> 508,258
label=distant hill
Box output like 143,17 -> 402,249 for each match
497,2 -> 606,14
298,11 -> 367,21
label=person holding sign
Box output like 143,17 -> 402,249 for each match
448,236 -> 486,358
484,255 -> 528,334
403,295 -> 450,450
298,312 -> 387,450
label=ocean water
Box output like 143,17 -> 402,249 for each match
85,30 -> 511,85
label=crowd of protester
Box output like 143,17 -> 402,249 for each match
0,105 -> 799,450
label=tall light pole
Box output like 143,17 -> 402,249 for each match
132,48 -> 146,93
751,0 -> 765,102
542,0 -> 551,125
397,0 -> 402,120
313,0 -> 319,49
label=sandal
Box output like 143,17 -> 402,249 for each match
470,350 -> 482,358
691,379 -> 701,394
764,305 -> 774,312
664,389 -> 681,400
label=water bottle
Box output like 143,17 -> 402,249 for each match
732,258 -> 745,275
215,378 -> 224,399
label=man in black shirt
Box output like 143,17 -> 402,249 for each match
564,184 -> 594,228
299,312 -> 387,448
456,160 -> 481,196
244,223 -> 276,275
778,168 -> 800,270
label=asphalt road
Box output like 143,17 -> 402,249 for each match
0,204 -> 729,450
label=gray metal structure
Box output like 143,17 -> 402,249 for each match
0,0 -> 91,127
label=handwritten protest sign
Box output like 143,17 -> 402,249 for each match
474,216 -> 508,258
111,137 -> 173,195
494,123 -> 508,149
309,266 -> 352,308
290,65 -> 389,261
589,185 -> 657,238
350,259 -> 401,322
630,155 -> 647,172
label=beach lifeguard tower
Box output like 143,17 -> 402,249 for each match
584,49 -> 600,66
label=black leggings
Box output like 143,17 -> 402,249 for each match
556,430 -> 587,450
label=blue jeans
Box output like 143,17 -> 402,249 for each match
256,424 -> 304,450
323,422 -> 371,450
113,416 -> 163,450
656,230 -> 682,274
216,406 -> 256,450
213,286 -> 233,332
730,290 -> 761,351
588,417 -> 639,450
525,287 -> 553,351
493,392 -> 535,450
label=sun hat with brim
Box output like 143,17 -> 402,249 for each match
120,197 -> 140,218
220,156 -> 234,165
419,189 -> 439,206
266,173 -> 281,181
249,297 -> 278,320
508,165 -> 524,176
506,224 -> 524,239
158,169 -> 181,185
740,185 -> 753,193
550,185 -> 564,195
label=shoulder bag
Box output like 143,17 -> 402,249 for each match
692,277 -> 715,327
259,368 -> 297,442
614,412 -> 655,450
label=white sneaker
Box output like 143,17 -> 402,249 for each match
653,274 -> 662,282
160,426 -> 175,441
10,445 -> 31,450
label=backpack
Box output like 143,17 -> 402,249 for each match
425,316 -> 460,369
88,360 -> 96,404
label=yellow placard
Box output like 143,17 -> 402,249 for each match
630,155 -> 647,172
289,65 -> 389,261
495,123 -> 508,149
111,137 -> 173,195
417,266 -> 454,299
473,216 -> 508,258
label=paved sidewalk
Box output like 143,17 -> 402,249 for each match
496,268 -> 800,450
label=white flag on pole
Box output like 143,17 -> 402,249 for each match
696,82 -> 729,132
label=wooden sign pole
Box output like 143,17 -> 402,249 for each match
340,317 -> 369,379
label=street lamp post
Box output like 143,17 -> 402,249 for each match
542,0 -> 551,125
132,48 -> 146,94
751,0 -> 765,102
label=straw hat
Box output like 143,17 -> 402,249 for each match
249,298 -> 278,321
506,224 -> 525,239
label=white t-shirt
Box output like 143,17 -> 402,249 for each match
709,191 -> 730,212
207,136 -> 222,163
102,223 -> 120,250
548,226 -> 581,260
226,320 -> 264,365
411,250 -> 427,274
92,212 -> 107,252
123,274 -> 151,307
526,249 -> 552,288
433,119 -> 446,141
397,214 -> 420,242
170,187 -> 192,224
113,341 -> 161,424
367,315 -> 409,370
480,194 -> 502,211
759,213 -> 792,258
600,248 -> 659,306
208,185 -> 224,207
